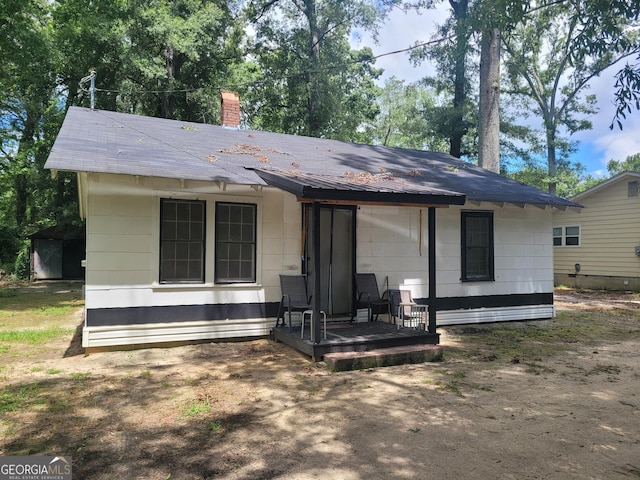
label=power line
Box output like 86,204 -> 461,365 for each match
80,36 -> 448,96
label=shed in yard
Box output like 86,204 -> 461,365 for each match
28,225 -> 85,281
44,101 -> 579,353
553,171 -> 640,290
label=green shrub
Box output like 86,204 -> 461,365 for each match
0,226 -> 20,274
13,241 -> 31,280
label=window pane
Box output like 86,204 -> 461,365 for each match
175,260 -> 189,279
553,237 -> 562,246
242,225 -> 254,242
553,227 -> 562,237
191,202 -> 203,221
176,202 -> 189,220
229,224 -> 242,241
229,243 -> 241,260
163,202 -> 176,221
565,226 -> 579,236
190,222 -> 202,240
566,237 -> 579,246
162,222 -> 176,241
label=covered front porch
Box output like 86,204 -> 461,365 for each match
254,168 -> 467,363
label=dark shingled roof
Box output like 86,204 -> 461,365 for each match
45,106 -> 580,209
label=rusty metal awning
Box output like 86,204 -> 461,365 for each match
251,168 -> 467,206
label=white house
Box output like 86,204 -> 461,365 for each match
44,96 -> 579,352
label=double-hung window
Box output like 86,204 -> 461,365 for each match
461,211 -> 494,282
160,199 -> 205,283
553,226 -> 580,246
215,202 -> 257,283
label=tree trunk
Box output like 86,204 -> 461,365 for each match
450,0 -> 468,158
15,110 -> 38,227
478,28 -> 501,173
159,45 -> 176,119
303,0 -> 321,137
546,125 -> 557,195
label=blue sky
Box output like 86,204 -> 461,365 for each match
352,5 -> 640,178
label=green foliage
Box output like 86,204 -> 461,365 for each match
508,162 -> 600,199
502,0 -> 638,192
246,0 -> 387,140
0,227 -> 20,274
409,0 -> 476,158
369,77 -> 449,151
54,0 -> 245,121
13,241 -> 30,280
606,153 -> 640,175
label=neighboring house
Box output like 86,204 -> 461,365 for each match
44,95 -> 579,350
28,225 -> 85,281
553,171 -> 640,290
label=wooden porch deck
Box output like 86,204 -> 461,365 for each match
272,320 -> 440,361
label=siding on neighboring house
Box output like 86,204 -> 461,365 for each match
553,173 -> 640,290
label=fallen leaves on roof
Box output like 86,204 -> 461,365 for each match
343,171 -> 400,184
219,143 -> 291,165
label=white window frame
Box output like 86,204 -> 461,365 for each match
553,225 -> 581,247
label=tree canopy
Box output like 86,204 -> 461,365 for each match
1,0 -> 639,276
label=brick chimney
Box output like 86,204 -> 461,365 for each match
220,90 -> 240,128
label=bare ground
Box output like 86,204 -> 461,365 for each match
1,286 -> 640,479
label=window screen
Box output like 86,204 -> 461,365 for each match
215,202 -> 256,283
461,211 -> 494,282
160,199 -> 205,283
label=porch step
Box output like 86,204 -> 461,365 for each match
323,344 -> 444,371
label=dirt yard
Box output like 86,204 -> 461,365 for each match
1,285 -> 639,479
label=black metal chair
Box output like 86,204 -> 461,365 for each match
355,273 -> 392,322
277,274 -> 312,332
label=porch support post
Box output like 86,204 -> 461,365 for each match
312,200 -> 321,344
428,206 -> 437,333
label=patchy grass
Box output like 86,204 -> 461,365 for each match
0,383 -> 40,413
0,281 -> 83,331
442,308 -> 638,366
181,396 -> 213,417
0,328 -> 74,345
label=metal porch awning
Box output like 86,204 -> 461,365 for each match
250,168 -> 467,207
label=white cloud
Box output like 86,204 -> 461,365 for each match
593,121 -> 640,163
574,67 -> 640,169
352,5 -> 450,84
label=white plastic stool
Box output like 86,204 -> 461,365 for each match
301,310 -> 327,340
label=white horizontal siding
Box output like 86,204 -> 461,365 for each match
357,203 -> 554,299
437,305 -> 555,326
84,173 -> 291,311
83,318 -> 273,348
84,174 -> 557,344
